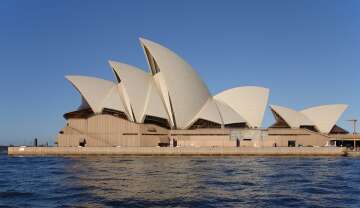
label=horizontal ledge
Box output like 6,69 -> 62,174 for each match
7,147 -> 347,156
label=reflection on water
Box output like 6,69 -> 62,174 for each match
1,149 -> 360,207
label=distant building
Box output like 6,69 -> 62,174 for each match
57,38 -> 356,148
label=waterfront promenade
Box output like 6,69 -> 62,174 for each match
8,146 -> 346,156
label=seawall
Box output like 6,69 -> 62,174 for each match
347,151 -> 360,157
8,147 -> 347,156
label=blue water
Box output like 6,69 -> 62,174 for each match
1,147 -> 360,208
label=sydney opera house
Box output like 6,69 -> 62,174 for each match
57,38 -> 353,148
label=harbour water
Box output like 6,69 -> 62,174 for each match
1,146 -> 360,208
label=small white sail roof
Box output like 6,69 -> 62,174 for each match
66,75 -> 126,114
270,105 -> 314,128
214,86 -> 270,128
301,104 -> 348,133
215,100 -> 247,125
270,104 -> 348,133
186,98 -> 223,128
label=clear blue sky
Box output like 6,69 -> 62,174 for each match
0,0 -> 359,145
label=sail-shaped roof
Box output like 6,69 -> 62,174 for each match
270,105 -> 314,128
66,76 -> 126,113
301,104 -> 348,133
140,38 -> 211,129
270,104 -> 348,133
215,100 -> 247,125
215,86 -> 269,128
64,38 -> 348,133
109,61 -> 168,122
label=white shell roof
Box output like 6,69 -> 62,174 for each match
109,61 -> 168,122
102,85 -> 127,115
270,104 -> 348,133
142,81 -> 169,121
301,104 -> 348,133
66,75 -> 124,113
140,38 -> 211,129
270,105 -> 314,128
152,73 -> 175,127
214,86 -> 270,128
215,100 -> 247,125
65,38 -> 348,133
186,98 -> 223,128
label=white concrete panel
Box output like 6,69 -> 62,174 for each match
186,98 -> 222,128
301,104 -> 348,133
109,61 -> 151,122
140,38 -> 211,129
270,105 -> 314,128
109,61 -> 169,123
214,86 -> 269,128
66,76 -> 115,113
215,100 -> 247,125
117,83 -> 134,121
102,85 -> 127,114
143,81 -> 169,122
153,73 -> 174,126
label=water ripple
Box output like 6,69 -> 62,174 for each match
1,148 -> 360,207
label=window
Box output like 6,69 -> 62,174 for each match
102,108 -> 128,120
300,125 -> 318,132
63,108 -> 94,119
144,115 -> 170,129
269,110 -> 290,128
189,119 -> 221,129
144,46 -> 160,75
113,69 -> 121,83
224,123 -> 248,128
288,140 -> 296,147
